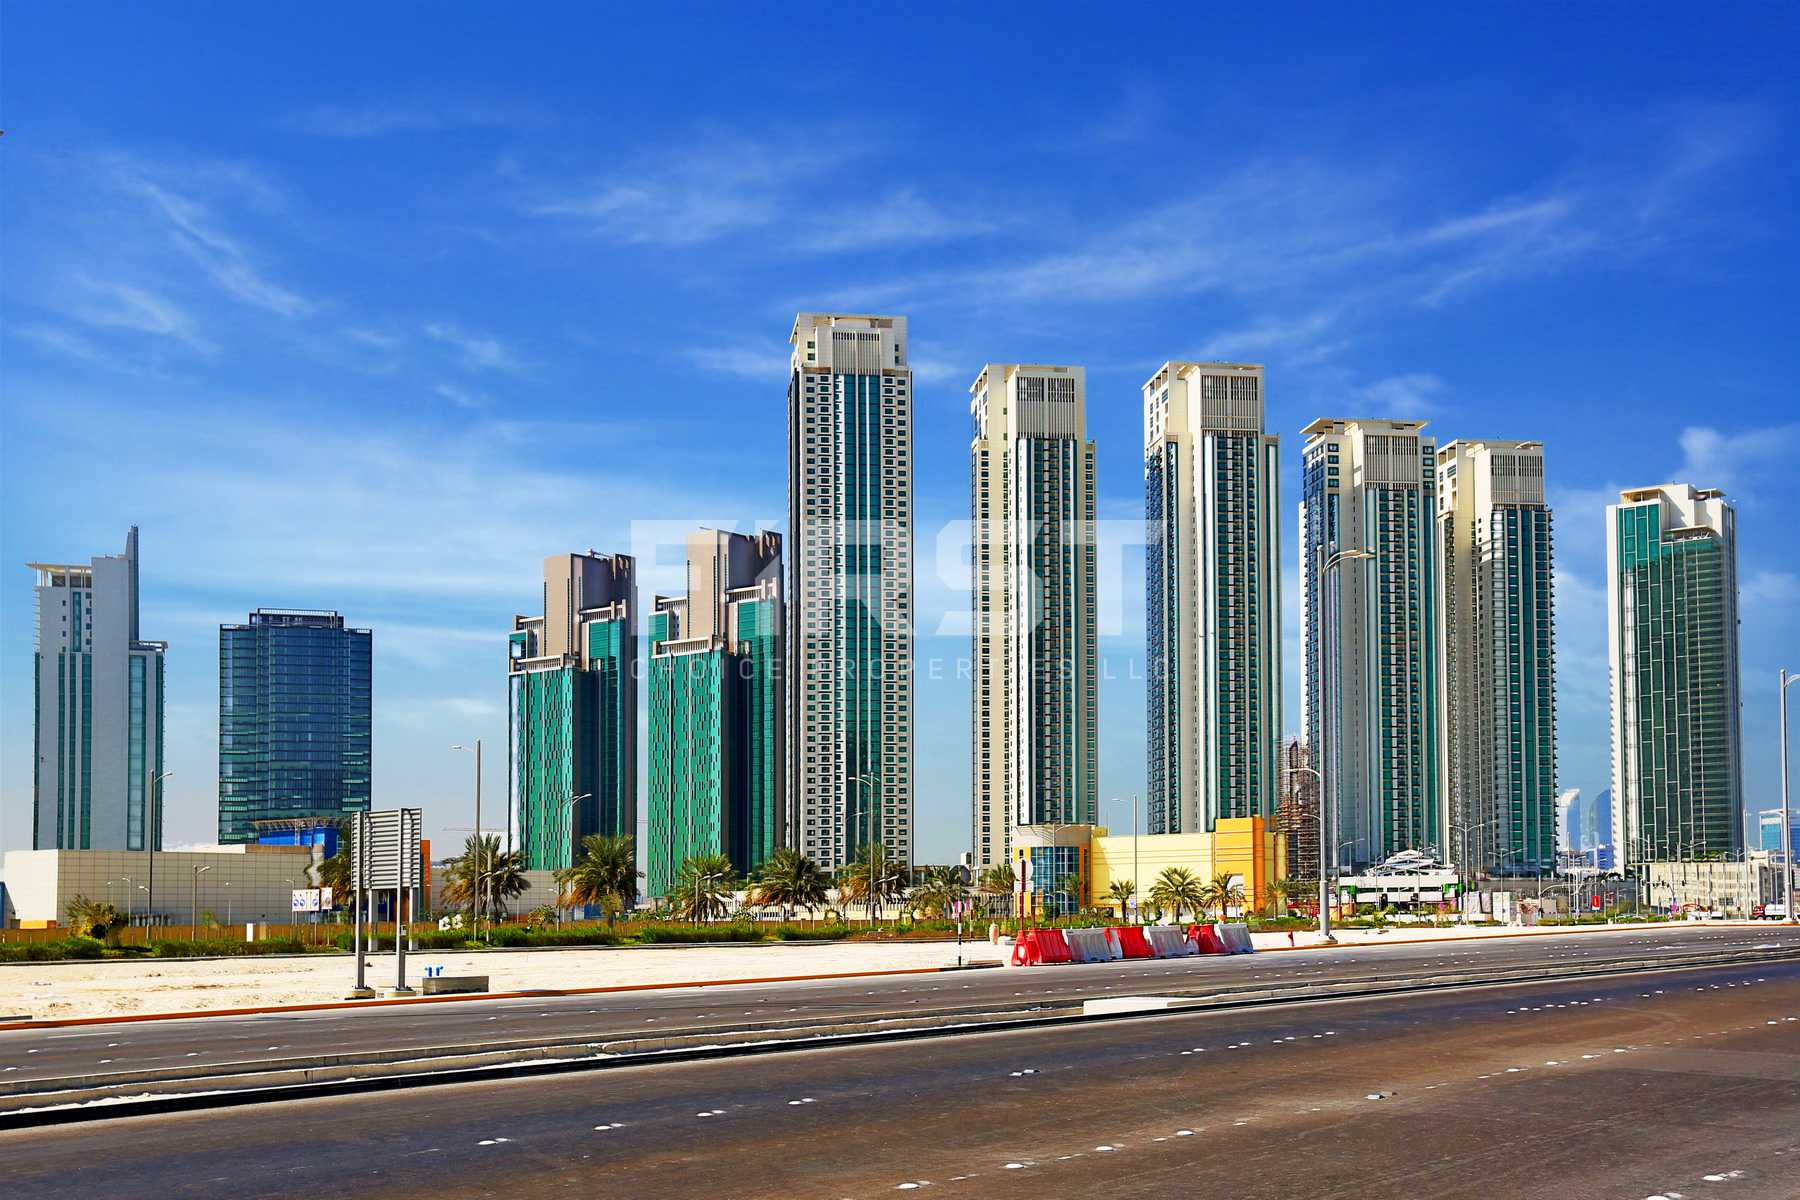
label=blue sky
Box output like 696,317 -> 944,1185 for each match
3,6 -> 1797,862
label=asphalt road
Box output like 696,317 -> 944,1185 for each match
6,948 -> 1798,1198
3,923 -> 1794,1092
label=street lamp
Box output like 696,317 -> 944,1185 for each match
451,742 -> 484,933
851,773 -> 881,924
114,877 -> 137,926
146,770 -> 175,927
1313,546 -> 1374,928
1283,766 -> 1333,944
559,792 -> 593,923
1781,669 -> 1797,924
192,865 -> 213,929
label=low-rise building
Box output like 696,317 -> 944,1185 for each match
3,845 -> 320,927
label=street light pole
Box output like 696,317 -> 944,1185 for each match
1311,546 -> 1374,939
452,742 -> 482,936
1781,669 -> 1797,923
851,773 -> 879,925
146,770 -> 175,928
1285,766 -> 1332,944
192,865 -> 212,929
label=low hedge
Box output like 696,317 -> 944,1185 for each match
0,937 -> 109,962
151,938 -> 309,957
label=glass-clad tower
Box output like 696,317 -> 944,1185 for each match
969,364 -> 1098,874
1144,362 -> 1282,834
1606,484 -> 1742,867
787,313 -> 913,872
648,530 -> 784,897
29,526 -> 167,851
508,551 -> 637,870
1299,418 -> 1443,870
218,609 -> 372,843
1435,441 -> 1557,877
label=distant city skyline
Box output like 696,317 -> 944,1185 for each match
3,8 -> 1796,865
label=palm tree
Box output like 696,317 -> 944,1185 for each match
1199,871 -> 1246,922
1107,879 -> 1137,921
978,862 -> 1015,895
1149,867 -> 1205,924
907,865 -> 970,920
65,894 -> 123,940
840,843 -> 908,922
750,848 -> 831,921
672,854 -> 738,923
314,819 -> 356,903
441,834 -> 530,924
1263,877 -> 1295,919
555,833 -> 642,922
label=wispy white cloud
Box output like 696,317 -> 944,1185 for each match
1357,372 -> 1447,416
423,321 -> 528,374
524,136 -> 806,246
434,382 -> 491,409
789,190 -> 994,253
105,157 -> 317,318
690,344 -> 791,381
72,277 -> 214,352
1741,570 -> 1798,611
287,98 -> 554,139
1675,423 -> 1800,499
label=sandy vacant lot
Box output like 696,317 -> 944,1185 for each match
0,922 -> 1722,1022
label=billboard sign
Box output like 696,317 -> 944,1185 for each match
291,889 -> 323,913
352,808 -> 423,890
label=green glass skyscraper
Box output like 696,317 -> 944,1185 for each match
218,609 -> 372,843
1606,484 -> 1742,867
787,313 -> 913,872
1435,441 -> 1557,877
1299,418 -> 1443,870
969,364 -> 1097,874
647,530 -> 784,897
508,551 -> 637,871
1143,362 -> 1282,835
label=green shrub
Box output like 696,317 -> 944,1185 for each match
150,938 -> 308,958
772,922 -> 852,941
633,923 -> 767,944
0,937 -> 108,962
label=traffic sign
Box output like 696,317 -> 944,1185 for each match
353,809 -> 423,890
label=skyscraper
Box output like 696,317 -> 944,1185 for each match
1145,362 -> 1282,834
507,551 -> 637,871
1606,484 -> 1743,866
1435,439 -> 1557,876
969,364 -> 1098,872
647,529 -> 784,897
217,610 -> 372,844
787,313 -> 914,872
28,527 -> 167,851
1299,418 -> 1443,870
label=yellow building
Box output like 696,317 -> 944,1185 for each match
1088,817 -> 1285,917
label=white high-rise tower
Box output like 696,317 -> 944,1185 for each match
969,364 -> 1098,872
1144,362 -> 1282,835
786,314 -> 914,871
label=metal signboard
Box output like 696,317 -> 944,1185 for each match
353,808 -> 423,890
